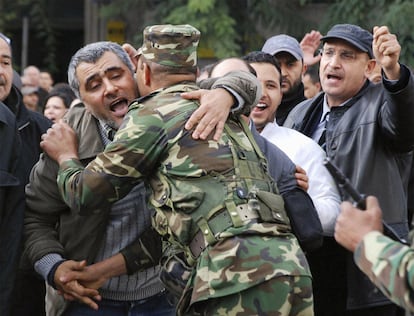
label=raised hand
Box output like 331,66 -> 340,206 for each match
300,30 -> 323,66
182,88 -> 233,141
372,26 -> 401,80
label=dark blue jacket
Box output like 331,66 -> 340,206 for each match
0,102 -> 24,316
4,85 -> 52,184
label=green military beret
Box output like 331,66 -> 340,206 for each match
138,24 -> 200,68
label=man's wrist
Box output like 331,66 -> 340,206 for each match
213,85 -> 245,112
58,155 -> 79,165
47,260 -> 67,289
34,253 -> 65,282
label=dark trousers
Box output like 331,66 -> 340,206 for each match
346,304 -> 405,316
10,268 -> 46,316
306,237 -> 347,316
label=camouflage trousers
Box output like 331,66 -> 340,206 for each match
187,275 -> 314,316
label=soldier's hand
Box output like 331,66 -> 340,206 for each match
335,196 -> 383,252
182,88 -> 232,141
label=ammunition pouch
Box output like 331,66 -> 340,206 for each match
255,190 -> 290,229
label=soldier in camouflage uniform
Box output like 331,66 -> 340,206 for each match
41,24 -> 314,315
25,41 -> 261,314
335,195 -> 414,313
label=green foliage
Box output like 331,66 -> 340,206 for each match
0,0 -> 26,31
188,0 -> 214,13
29,0 -> 57,73
3,0 -> 411,74
384,1 -> 414,66
99,0 -> 145,18
0,0 -> 57,72
246,0 -> 315,38
320,0 -> 388,32
151,0 -> 239,58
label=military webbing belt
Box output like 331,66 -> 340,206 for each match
189,203 -> 259,258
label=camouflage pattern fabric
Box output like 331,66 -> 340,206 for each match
57,83 -> 312,315
354,231 -> 414,312
190,275 -> 313,316
138,24 -> 200,68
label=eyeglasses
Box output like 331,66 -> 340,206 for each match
0,33 -> 11,45
319,48 -> 359,62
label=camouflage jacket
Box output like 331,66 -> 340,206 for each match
354,231 -> 414,311
57,82 -> 311,309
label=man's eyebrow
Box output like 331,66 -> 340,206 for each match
85,73 -> 100,87
0,53 -> 11,60
84,66 -> 124,86
265,79 -> 278,86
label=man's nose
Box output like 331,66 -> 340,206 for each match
103,78 -> 117,94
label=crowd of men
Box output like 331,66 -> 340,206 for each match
1,21 -> 414,316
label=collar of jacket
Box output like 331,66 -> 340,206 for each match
65,103 -> 106,161
0,101 -> 13,124
4,84 -> 32,130
136,81 -> 198,104
298,80 -> 371,137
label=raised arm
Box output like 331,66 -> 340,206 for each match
183,70 -> 261,140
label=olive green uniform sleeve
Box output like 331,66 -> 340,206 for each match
354,231 -> 414,312
199,70 -> 261,115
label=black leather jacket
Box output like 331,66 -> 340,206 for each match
285,64 -> 414,308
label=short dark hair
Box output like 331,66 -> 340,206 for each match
242,51 -> 282,85
304,64 -> 320,84
43,82 -> 77,109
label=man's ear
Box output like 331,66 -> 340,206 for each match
302,62 -> 308,75
364,59 -> 377,78
143,62 -> 151,86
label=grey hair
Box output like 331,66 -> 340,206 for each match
0,32 -> 12,54
67,41 -> 135,99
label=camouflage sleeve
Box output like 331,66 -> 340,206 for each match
57,98 -> 187,215
354,231 -> 414,311
57,132 -> 157,213
199,70 -> 261,115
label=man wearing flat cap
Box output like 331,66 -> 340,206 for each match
41,24 -> 314,315
262,34 -> 308,125
285,23 -> 414,316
